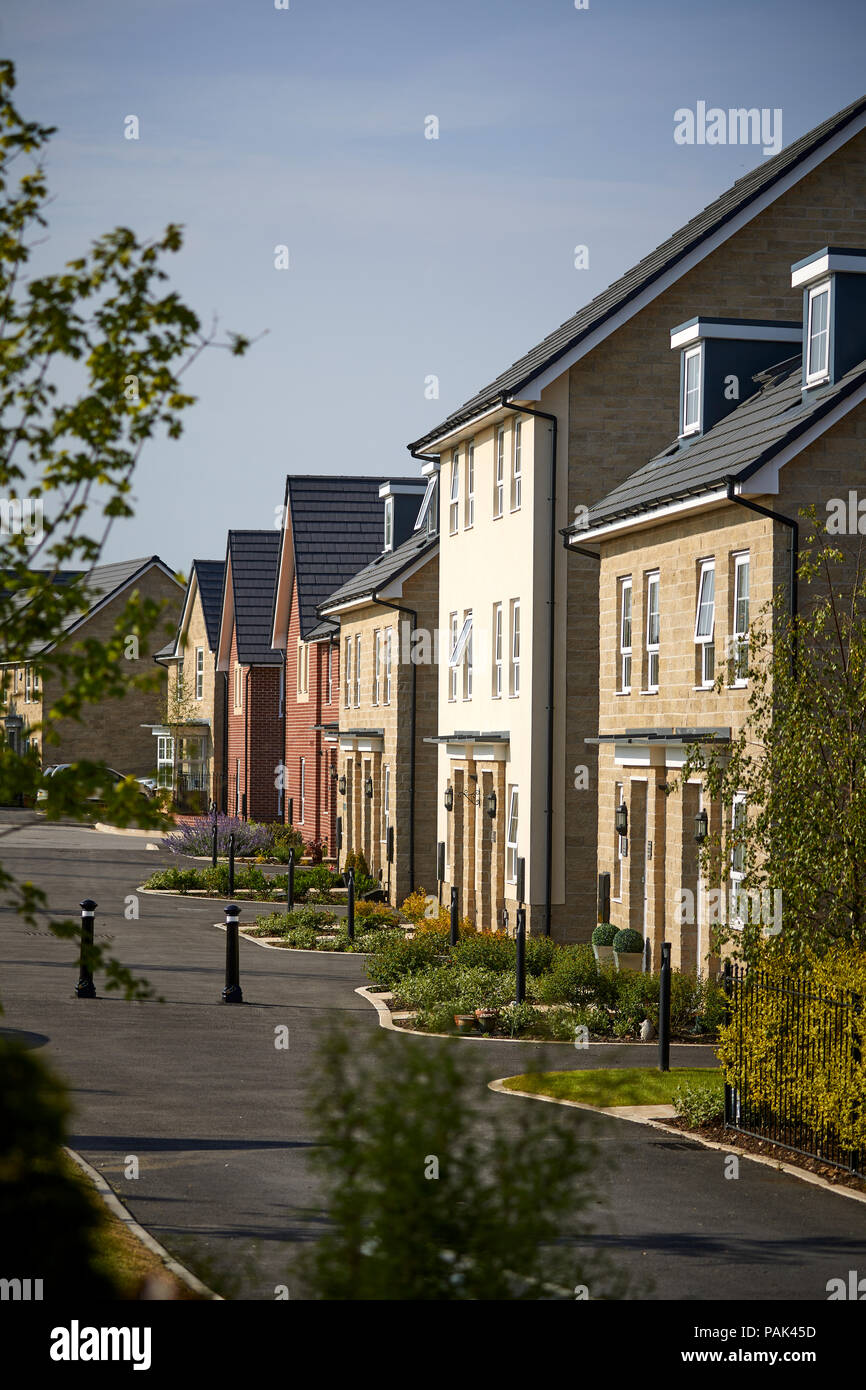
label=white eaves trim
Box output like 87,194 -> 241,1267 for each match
378,481 -> 428,498
670,320 -> 802,350
792,250 -> 866,288
569,488 -> 731,543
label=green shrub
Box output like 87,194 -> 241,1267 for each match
454,931 -> 515,972
540,1007 -> 582,1041
535,944 -> 598,1005
575,1004 -> 614,1037
613,970 -> 659,1029
591,922 -> 618,946
525,935 -> 559,976
143,866 -> 201,892
355,901 -> 399,928
612,928 -> 645,955
499,1001 -> 540,1037
673,1081 -> 725,1128
393,965 -> 512,1016
364,932 -> 444,989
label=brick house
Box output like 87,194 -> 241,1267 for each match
408,93 -> 866,941
567,247 -> 866,973
318,473 -> 435,902
270,475 -> 415,850
1,556 -> 182,775
152,559 -> 226,811
216,531 -> 282,823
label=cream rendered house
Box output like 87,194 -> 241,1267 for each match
409,93 -> 866,939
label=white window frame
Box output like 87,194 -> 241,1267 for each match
465,440 -> 475,527
494,426 -> 505,518
195,647 -> 204,700
645,572 -> 660,692
383,763 -> 390,842
510,598 -> 520,697
297,640 -> 308,697
299,756 -> 306,825
613,780 -> 626,900
682,345 -> 702,436
177,659 -> 185,702
344,635 -> 351,708
373,629 -> 381,705
234,662 -> 243,711
327,643 -> 333,704
354,633 -> 361,707
619,578 -> 632,694
157,734 -> 175,789
415,473 -> 439,536
730,793 -> 747,928
448,612 -> 459,701
732,552 -> 750,685
449,449 -> 460,534
511,419 -> 522,510
24,665 -> 31,703
806,281 -> 831,385
694,559 -> 715,688
505,786 -> 519,884
384,627 -> 392,705
492,602 -> 503,697
383,495 -> 394,551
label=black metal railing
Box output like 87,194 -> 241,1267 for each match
724,962 -> 864,1174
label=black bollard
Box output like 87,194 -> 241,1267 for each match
287,847 -> 295,914
515,906 -> 526,1005
212,820 -> 218,868
450,885 -> 459,947
222,903 -> 243,1003
658,941 -> 671,1072
346,867 -> 355,941
228,832 -> 235,896
75,898 -> 97,998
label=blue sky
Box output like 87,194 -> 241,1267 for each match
3,0 -> 866,568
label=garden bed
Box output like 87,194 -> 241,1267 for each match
241,902 -> 405,951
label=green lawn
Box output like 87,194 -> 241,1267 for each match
502,1067 -> 722,1107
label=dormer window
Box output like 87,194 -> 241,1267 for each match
682,345 -> 702,436
414,472 -> 439,538
383,496 -> 394,551
806,281 -> 831,385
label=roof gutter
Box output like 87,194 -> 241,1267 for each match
501,394 -> 558,938
368,592 -> 418,892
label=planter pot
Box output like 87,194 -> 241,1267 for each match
454,1014 -> 477,1034
615,950 -> 645,972
475,1009 -> 497,1033
592,944 -> 615,965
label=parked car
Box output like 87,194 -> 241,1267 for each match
37,764 -> 154,805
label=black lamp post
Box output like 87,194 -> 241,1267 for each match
615,803 -> 628,837
694,808 -> 709,844
444,785 -> 454,812
486,789 -> 497,818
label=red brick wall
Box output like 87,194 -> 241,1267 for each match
225,622 -> 282,823
281,579 -> 339,851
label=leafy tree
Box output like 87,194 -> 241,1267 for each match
300,1024 -> 628,1300
0,61 -> 249,997
677,516 -> 866,961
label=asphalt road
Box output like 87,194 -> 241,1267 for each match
1,811 -> 864,1302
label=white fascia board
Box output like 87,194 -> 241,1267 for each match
570,488 -> 731,544
517,112 -> 866,400
376,544 -> 438,600
270,492 -> 294,649
741,376 -> 866,495
414,401 -> 511,455
792,250 -> 866,288
215,555 -> 235,672
670,319 -> 802,349
420,460 -> 440,477
378,481 -> 428,498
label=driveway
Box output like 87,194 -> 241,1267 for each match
1,811 -> 863,1300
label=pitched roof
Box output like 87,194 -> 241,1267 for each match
228,531 -> 282,665
319,527 -> 438,613
9,556 -> 179,657
192,559 -> 225,650
573,354 -> 866,531
286,475 -> 400,639
409,93 -> 866,453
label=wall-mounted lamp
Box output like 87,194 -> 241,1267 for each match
329,764 -> 338,783
338,774 -> 347,796
444,785 -> 454,812
486,790 -> 497,819
694,808 -> 709,844
614,803 -> 628,837
364,775 -> 374,799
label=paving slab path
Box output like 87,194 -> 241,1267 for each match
1,811 -> 863,1300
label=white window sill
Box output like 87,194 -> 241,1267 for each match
729,680 -> 748,689
639,689 -> 659,696
692,684 -> 714,692
805,372 -> 830,388
614,689 -> 631,697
